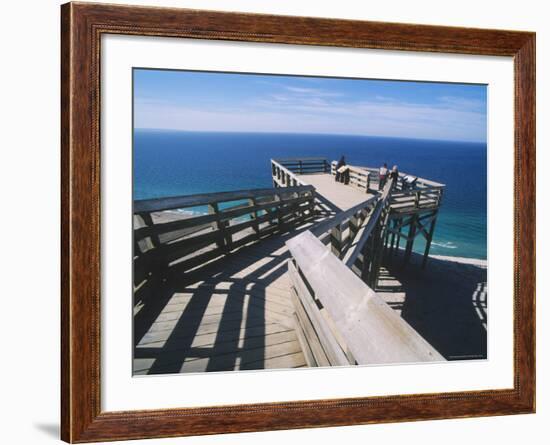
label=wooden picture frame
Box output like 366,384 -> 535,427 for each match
61,2 -> 535,442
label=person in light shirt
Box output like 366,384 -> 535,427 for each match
379,163 -> 388,189
390,165 -> 400,188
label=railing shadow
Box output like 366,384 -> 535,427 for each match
380,251 -> 487,361
134,219 -> 320,375
313,191 -> 342,216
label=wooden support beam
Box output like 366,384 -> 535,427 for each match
422,213 -> 438,269
395,217 -> 403,256
389,219 -> 397,262
382,218 -> 391,261
403,214 -> 417,267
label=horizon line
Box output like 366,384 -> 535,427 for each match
133,127 -> 487,145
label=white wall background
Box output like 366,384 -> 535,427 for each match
0,0 -> 546,444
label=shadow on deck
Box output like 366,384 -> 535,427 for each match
376,251 -> 487,361
133,219 -> 323,375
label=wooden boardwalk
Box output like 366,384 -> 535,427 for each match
133,175 -> 375,375
134,158 -> 453,374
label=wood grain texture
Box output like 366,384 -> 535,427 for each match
287,232 -> 443,364
60,1 -> 536,442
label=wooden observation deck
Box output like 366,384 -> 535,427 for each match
133,157 -> 450,374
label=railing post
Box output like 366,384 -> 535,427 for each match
275,193 -> 284,232
271,162 -> 278,188
349,212 -> 360,244
135,212 -> 165,275
139,213 -> 161,248
360,235 -> 373,282
369,209 -> 390,288
208,202 -> 231,252
248,197 -> 260,240
330,223 -> 342,258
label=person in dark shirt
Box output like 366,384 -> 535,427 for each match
335,155 -> 348,183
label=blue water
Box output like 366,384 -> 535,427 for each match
134,130 -> 487,259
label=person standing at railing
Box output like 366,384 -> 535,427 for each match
389,165 -> 399,189
379,163 -> 388,189
335,155 -> 350,184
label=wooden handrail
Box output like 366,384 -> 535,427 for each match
272,158 -> 329,176
287,231 -> 444,365
271,159 -> 310,187
134,184 -> 316,285
309,195 -> 378,238
344,179 -> 394,269
330,161 -> 371,192
397,172 -> 445,189
134,185 -> 313,213
273,157 -> 327,162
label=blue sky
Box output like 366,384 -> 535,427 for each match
133,69 -> 487,143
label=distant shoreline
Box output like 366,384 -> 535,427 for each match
388,243 -> 487,264
430,254 -> 487,267
394,247 -> 487,268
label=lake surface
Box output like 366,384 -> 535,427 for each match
134,130 -> 487,259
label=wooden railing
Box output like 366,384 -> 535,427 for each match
330,161 -> 371,192
390,173 -> 445,213
344,180 -> 394,287
270,159 -> 309,188
287,231 -> 444,367
133,185 -> 315,285
272,157 -> 329,176
309,195 -> 378,259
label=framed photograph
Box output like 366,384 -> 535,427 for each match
61,2 -> 535,442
